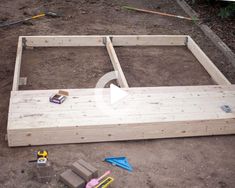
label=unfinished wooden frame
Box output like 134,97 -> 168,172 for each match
8,35 -> 235,147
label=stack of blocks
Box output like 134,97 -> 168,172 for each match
60,159 -> 98,188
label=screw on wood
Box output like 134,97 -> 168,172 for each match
221,105 -> 232,113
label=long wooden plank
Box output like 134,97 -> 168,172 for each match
8,89 -> 235,113
24,36 -> 105,47
7,86 -> 235,146
8,100 -> 235,116
8,87 -> 235,114
9,85 -> 235,103
8,118 -> 235,147
9,94 -> 235,108
12,37 -> 23,91
105,37 -> 129,88
10,86 -> 235,99
10,85 -> 235,96
187,36 -> 231,85
8,112 -> 235,130
111,35 -> 187,46
23,35 -> 188,47
8,86 -> 235,115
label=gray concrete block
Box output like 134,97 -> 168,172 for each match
77,159 -> 98,178
71,162 -> 93,182
60,169 -> 85,188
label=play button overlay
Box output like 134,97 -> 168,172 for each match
110,84 -> 128,104
95,71 -> 132,115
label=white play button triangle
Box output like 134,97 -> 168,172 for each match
110,84 -> 128,104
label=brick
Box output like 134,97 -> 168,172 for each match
78,159 -> 98,178
71,162 -> 93,182
60,169 -> 85,188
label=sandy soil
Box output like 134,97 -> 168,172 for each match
115,46 -> 214,87
20,47 -> 114,89
0,0 -> 235,188
20,46 -> 214,90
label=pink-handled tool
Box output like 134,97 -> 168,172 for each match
86,170 -> 111,188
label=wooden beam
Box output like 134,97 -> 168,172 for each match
187,36 -> 231,85
23,36 -> 105,47
23,35 -> 188,47
105,37 -> 129,88
12,37 -> 23,91
7,118 -> 235,147
7,85 -> 235,146
111,35 -> 187,46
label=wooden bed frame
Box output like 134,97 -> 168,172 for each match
8,35 -> 235,146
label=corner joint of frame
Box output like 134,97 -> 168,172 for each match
22,37 -> 27,48
103,37 -> 107,45
109,36 -> 113,43
184,36 -> 189,46
103,36 -> 113,45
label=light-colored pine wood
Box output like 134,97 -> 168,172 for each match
9,35 -> 234,147
8,87 -> 235,115
111,35 -> 187,46
12,37 -> 23,91
7,86 -> 235,146
187,36 -> 231,85
105,37 -> 129,88
8,118 -> 235,147
24,36 -> 105,47
23,35 -> 187,47
10,85 -> 235,96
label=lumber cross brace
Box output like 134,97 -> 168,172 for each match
105,36 -> 129,88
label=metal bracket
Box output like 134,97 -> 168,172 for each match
19,77 -> 27,86
185,36 -> 189,46
22,37 -> 27,47
103,36 -> 113,45
103,37 -> 107,45
221,105 -> 232,113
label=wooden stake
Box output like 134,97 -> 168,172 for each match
123,6 -> 197,21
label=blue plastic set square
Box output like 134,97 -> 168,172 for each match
104,157 -> 133,172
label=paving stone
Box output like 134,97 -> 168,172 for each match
71,162 -> 93,182
60,169 -> 85,188
78,159 -> 98,178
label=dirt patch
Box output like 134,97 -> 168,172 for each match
116,46 -> 214,87
20,47 -> 114,89
20,46 -> 214,90
0,0 -> 235,187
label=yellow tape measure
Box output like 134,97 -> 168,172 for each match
37,150 -> 48,158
